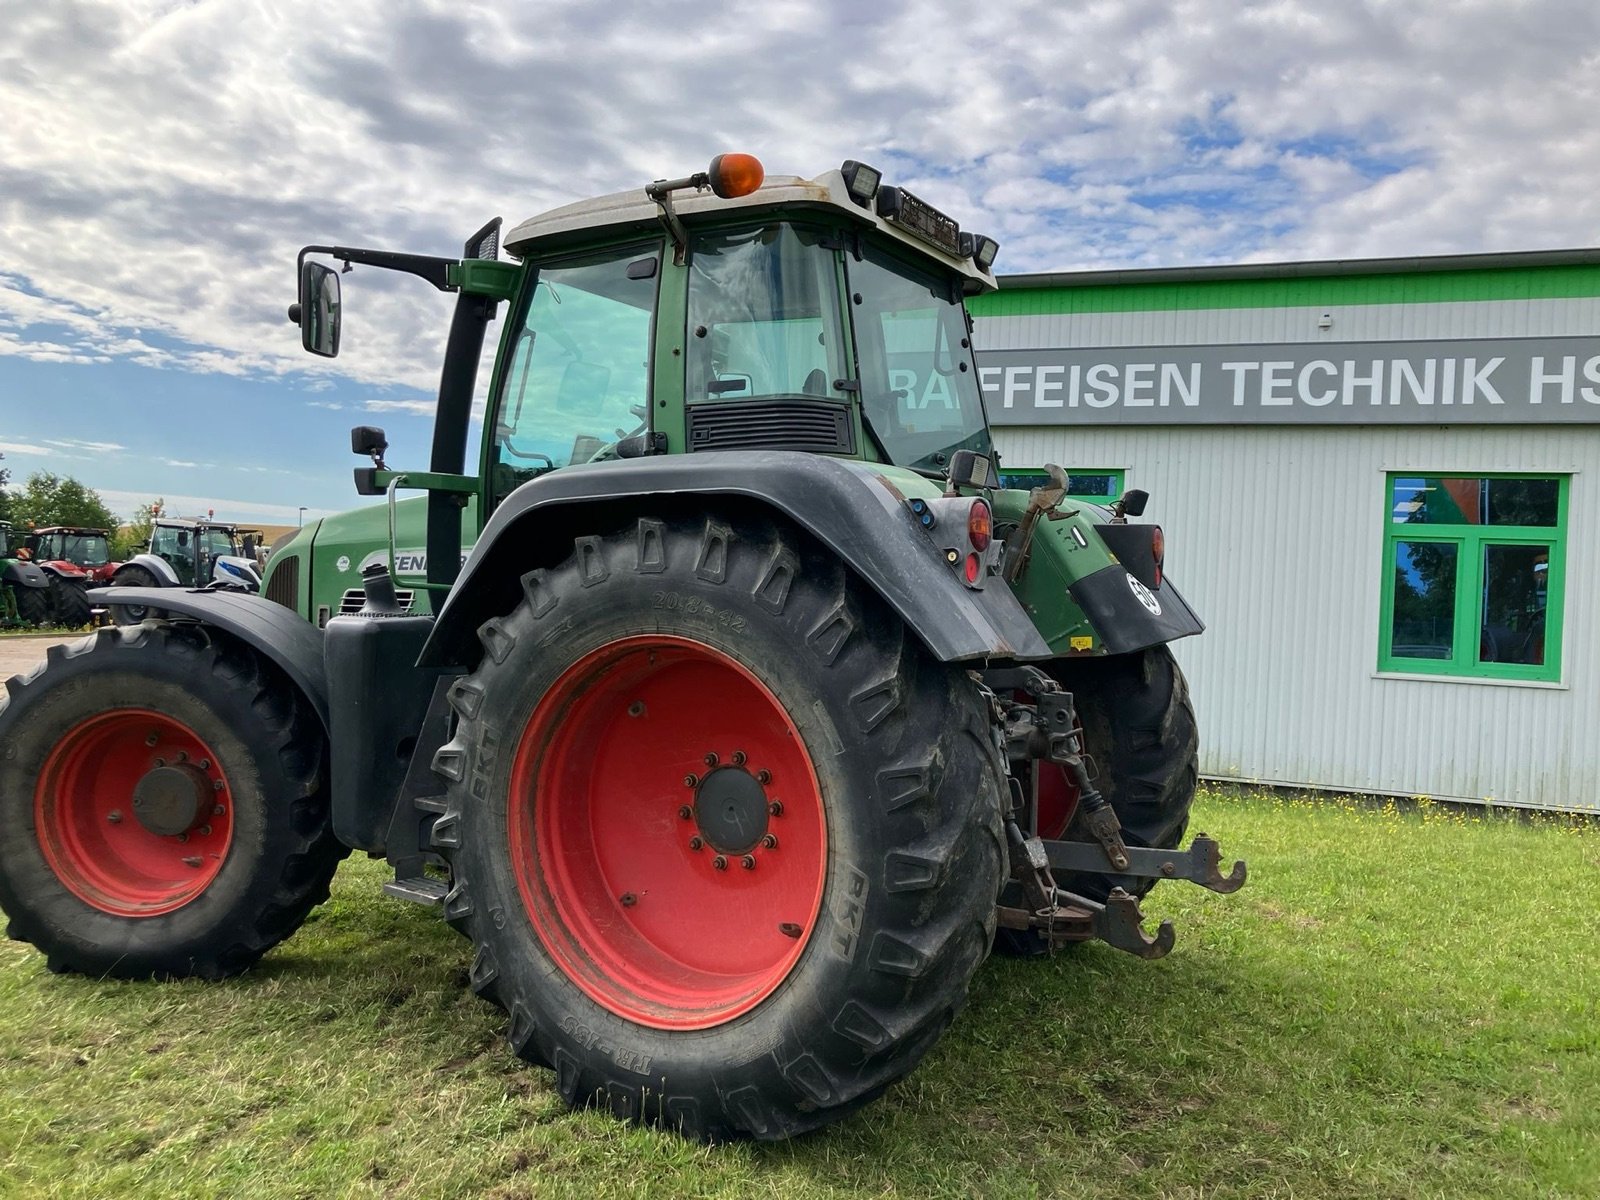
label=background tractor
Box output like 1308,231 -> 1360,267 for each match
0,521 -> 53,627
109,516 -> 263,623
0,156 -> 1243,1140
21,525 -> 112,627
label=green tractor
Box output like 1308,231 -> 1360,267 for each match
0,521 -> 53,627
0,155 -> 1244,1140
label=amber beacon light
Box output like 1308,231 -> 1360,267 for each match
707,153 -> 765,198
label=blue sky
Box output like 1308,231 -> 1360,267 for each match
3,0 -> 1599,523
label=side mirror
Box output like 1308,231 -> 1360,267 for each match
946,449 -> 997,490
298,261 -> 342,357
177,530 -> 189,548
1116,489 -> 1150,519
241,535 -> 258,558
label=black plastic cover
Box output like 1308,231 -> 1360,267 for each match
1066,565 -> 1205,656
3,561 -> 48,589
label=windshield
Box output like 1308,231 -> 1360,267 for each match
686,225 -> 846,401
847,243 -> 990,473
54,533 -> 109,566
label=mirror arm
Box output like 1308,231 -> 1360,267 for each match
296,245 -> 458,292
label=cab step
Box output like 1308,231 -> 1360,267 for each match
382,876 -> 448,906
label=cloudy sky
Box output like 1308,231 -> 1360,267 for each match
2,0 -> 1598,523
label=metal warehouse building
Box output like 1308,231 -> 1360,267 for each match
968,250 -> 1600,812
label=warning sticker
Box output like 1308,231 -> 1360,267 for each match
1069,636 -> 1094,651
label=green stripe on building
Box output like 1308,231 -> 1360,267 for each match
970,264 -> 1600,318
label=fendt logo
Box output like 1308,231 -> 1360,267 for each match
1127,573 -> 1162,616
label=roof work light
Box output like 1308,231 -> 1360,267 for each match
840,159 -> 882,207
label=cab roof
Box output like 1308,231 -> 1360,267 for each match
504,167 -> 997,293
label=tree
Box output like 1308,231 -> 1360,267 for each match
0,454 -> 11,524
112,498 -> 162,560
12,472 -> 118,534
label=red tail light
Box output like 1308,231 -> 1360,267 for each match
964,553 -> 981,584
967,500 -> 992,552
1152,525 -> 1164,587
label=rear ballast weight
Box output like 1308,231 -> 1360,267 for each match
0,153 -> 1243,1141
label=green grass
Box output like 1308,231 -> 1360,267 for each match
1,790 -> 1595,1199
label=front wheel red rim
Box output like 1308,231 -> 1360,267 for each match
34,710 -> 234,916
509,635 -> 828,1030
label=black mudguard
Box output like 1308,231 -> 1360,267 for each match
1068,565 -> 1205,655
88,588 -> 330,729
3,561 -> 49,590
420,451 -> 1053,669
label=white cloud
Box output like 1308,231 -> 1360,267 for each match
97,487 -> 339,526
0,0 -> 1597,404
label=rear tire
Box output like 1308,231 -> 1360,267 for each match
14,584 -> 50,627
430,514 -> 1006,1139
0,624 -> 346,978
111,565 -> 163,625
46,575 -> 92,628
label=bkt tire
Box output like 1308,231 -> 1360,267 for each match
111,565 -> 163,625
0,625 -> 346,978
47,575 -> 92,628
430,514 -> 1005,1140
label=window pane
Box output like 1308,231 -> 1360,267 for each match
1479,544 -> 1550,665
1485,478 -> 1559,527
1392,475 -> 1558,527
1391,540 -> 1458,659
1064,473 -> 1119,498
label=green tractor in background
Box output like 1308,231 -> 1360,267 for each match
0,155 -> 1244,1140
0,521 -> 54,627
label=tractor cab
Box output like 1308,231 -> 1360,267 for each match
23,526 -> 116,583
148,518 -> 241,586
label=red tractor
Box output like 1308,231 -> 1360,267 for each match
19,526 -> 109,627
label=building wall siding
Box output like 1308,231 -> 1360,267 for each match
989,422 -> 1598,812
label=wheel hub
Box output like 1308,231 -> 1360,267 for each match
131,764 -> 210,837
693,766 -> 770,854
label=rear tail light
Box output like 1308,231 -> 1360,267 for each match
1151,525 -> 1164,588
967,500 -> 992,551
964,553 -> 980,584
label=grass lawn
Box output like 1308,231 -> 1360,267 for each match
1,789 -> 1595,1199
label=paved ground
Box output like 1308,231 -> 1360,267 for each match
0,633 -> 75,680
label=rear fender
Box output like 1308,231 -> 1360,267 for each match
88,588 -> 330,730
118,555 -> 182,587
420,451 -> 1053,669
2,561 -> 49,590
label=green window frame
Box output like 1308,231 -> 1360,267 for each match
997,467 -> 1126,507
1379,473 -> 1568,682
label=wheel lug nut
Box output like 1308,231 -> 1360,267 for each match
712,855 -> 727,871
779,922 -> 802,938
145,733 -> 159,746
684,774 -> 699,789
176,751 -> 188,762
107,810 -> 123,824
152,757 -> 165,768
213,804 -> 225,815
198,825 -> 212,837
731,750 -> 747,766
688,836 -> 703,851
678,805 -> 693,820
198,759 -> 210,770
761,834 -> 778,849
741,855 -> 756,870
756,770 -> 771,784
703,752 -> 719,768
177,833 -> 188,843
627,701 -> 645,718
768,800 -> 783,817
620,893 -> 637,907
212,780 -> 224,792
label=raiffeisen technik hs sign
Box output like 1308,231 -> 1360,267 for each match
978,337 -> 1600,425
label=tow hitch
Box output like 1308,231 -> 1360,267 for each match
980,666 -> 1247,959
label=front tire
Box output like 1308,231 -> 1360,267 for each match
430,514 -> 1006,1139
0,625 -> 346,978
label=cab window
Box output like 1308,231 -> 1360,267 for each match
491,244 -> 661,504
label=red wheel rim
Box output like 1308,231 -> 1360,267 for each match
509,635 -> 827,1030
34,710 -> 234,917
